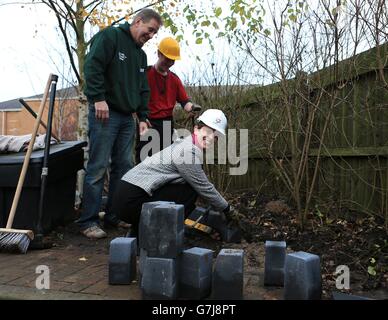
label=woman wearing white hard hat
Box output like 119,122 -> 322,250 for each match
112,109 -> 231,238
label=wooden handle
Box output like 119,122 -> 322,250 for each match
19,98 -> 61,142
191,214 -> 204,228
6,74 -> 54,228
190,207 -> 211,228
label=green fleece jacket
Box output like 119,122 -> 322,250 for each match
84,22 -> 149,121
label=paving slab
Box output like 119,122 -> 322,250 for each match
0,224 -> 270,300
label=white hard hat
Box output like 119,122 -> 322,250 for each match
197,109 -> 227,135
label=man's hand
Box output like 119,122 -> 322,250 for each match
139,121 -> 149,136
184,103 -> 202,117
94,101 -> 109,120
184,102 -> 194,113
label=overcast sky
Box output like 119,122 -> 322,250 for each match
0,2 -> 58,101
0,1 -> 207,102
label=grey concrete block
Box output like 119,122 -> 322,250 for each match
179,247 -> 214,299
264,240 -> 286,286
220,225 -> 242,243
143,203 -> 185,258
212,249 -> 244,299
284,251 -> 322,300
141,257 -> 177,299
108,237 -> 137,284
139,201 -> 174,249
139,248 -> 147,278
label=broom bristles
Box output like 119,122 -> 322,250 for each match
0,231 -> 32,254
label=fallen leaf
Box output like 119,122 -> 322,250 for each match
79,257 -> 88,261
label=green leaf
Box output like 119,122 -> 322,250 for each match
264,29 -> 271,36
215,7 -> 222,17
201,20 -> 211,27
370,257 -> 376,264
368,266 -> 377,276
195,38 -> 203,44
230,18 -> 237,30
212,21 -> 219,29
289,14 -> 297,22
170,25 -> 178,34
332,6 -> 341,16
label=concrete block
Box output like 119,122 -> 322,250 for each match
212,249 -> 244,299
108,237 -> 137,284
179,247 -> 214,299
264,240 -> 286,286
143,203 -> 185,258
284,251 -> 322,300
138,248 -> 147,279
139,201 -> 174,249
141,257 -> 177,299
220,225 -> 242,243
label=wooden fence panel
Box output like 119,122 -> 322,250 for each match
225,45 -> 388,217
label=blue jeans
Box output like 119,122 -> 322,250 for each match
77,105 -> 135,230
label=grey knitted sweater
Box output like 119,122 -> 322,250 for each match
121,135 -> 228,211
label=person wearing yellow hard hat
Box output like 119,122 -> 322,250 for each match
135,37 -> 201,163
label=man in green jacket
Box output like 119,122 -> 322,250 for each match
78,9 -> 163,239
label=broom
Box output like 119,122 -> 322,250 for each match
30,74 -> 58,250
0,74 -> 54,254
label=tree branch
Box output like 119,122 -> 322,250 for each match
111,0 -> 166,25
48,0 -> 80,83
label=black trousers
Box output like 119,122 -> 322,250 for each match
135,117 -> 174,164
111,180 -> 198,237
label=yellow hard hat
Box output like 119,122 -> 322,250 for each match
158,37 -> 181,60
